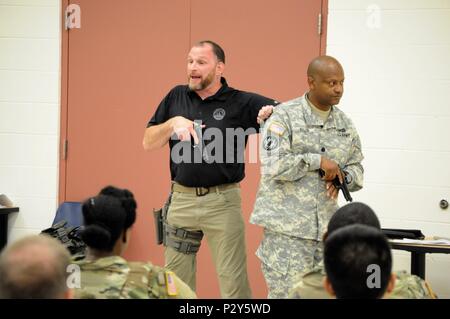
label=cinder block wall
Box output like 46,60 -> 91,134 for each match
327,0 -> 450,298
0,0 -> 60,241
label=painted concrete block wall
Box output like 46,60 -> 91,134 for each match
328,0 -> 450,297
0,0 -> 60,241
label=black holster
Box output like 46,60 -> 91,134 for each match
153,208 -> 164,245
153,193 -> 172,245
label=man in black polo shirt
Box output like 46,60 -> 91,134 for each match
143,40 -> 278,298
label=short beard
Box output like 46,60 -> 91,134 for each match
188,70 -> 215,91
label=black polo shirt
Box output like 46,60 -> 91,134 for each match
147,78 -> 278,187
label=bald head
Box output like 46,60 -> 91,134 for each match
307,55 -> 343,78
0,235 -> 71,298
306,56 -> 345,110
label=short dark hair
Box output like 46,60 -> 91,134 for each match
195,40 -> 225,64
327,202 -> 381,236
324,224 -> 392,299
81,187 -> 137,252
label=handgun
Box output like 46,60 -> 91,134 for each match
193,121 -> 209,162
319,168 -> 353,202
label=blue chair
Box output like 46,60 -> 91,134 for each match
52,202 -> 84,228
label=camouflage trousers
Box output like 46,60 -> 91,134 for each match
164,186 -> 252,298
257,229 -> 323,299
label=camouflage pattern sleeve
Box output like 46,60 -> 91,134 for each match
343,119 -> 364,192
260,106 -> 321,181
389,271 -> 437,299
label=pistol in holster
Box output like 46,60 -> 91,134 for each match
153,193 -> 172,245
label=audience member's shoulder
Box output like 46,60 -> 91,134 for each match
75,255 -> 128,271
128,261 -> 196,299
289,266 -> 330,299
302,266 -> 326,287
390,270 -> 437,299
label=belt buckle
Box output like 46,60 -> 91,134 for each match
195,187 -> 209,196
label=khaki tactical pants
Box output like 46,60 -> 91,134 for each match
164,185 -> 252,298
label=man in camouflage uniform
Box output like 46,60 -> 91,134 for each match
250,56 -> 364,298
73,256 -> 197,299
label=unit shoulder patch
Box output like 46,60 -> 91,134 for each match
263,135 -> 279,151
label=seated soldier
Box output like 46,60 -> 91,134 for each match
0,234 -> 72,299
73,186 -> 196,299
323,224 -> 395,299
289,202 -> 436,299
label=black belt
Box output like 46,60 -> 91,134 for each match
171,182 -> 239,197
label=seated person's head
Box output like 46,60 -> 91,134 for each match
0,234 -> 72,299
324,224 -> 395,299
81,186 -> 137,257
325,202 -> 380,240
98,185 -> 137,223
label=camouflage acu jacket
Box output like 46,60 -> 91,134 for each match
73,256 -> 196,299
251,94 -> 364,240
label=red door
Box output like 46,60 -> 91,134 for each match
60,0 -> 327,298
